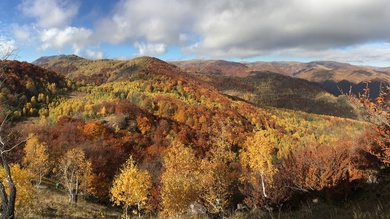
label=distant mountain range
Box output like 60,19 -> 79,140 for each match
172,59 -> 390,98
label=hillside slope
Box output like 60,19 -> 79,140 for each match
0,60 -> 73,118
205,72 -> 356,118
35,55 -> 357,118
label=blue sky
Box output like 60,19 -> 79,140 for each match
1,0 -> 390,66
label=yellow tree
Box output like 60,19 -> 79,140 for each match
198,123 -> 235,214
240,129 -> 279,207
161,141 -> 200,217
59,148 -> 92,203
22,134 -> 50,190
0,164 -> 35,211
110,156 -> 152,218
199,143 -> 235,214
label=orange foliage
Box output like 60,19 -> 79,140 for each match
348,84 -> 390,164
279,140 -> 365,202
81,121 -> 108,140
136,116 -> 152,135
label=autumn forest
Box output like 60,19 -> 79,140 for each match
0,55 -> 389,218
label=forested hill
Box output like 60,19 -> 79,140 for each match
0,60 -> 74,118
2,55 -> 388,217
34,55 -> 357,118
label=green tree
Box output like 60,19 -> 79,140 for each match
110,156 -> 152,218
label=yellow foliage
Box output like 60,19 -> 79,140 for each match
23,134 -> 50,190
161,141 -> 200,216
199,143 -> 235,213
0,164 -> 35,209
240,129 -> 279,198
110,156 -> 152,216
59,148 -> 92,203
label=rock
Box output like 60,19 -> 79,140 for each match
187,201 -> 207,216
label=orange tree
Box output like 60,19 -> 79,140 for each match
0,164 -> 35,214
0,44 -> 26,219
348,84 -> 390,165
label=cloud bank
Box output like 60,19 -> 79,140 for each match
10,0 -> 390,65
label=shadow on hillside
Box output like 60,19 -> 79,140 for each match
314,79 -> 387,99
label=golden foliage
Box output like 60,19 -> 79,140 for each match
199,142 -> 235,213
240,129 -> 279,199
59,148 -> 92,203
110,156 -> 152,216
82,121 -> 107,139
136,116 -> 152,135
161,141 -> 200,216
22,134 -> 50,190
0,164 -> 35,209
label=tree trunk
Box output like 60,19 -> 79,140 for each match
137,201 -> 141,217
0,153 -> 16,219
0,183 -> 9,218
260,172 -> 267,198
74,177 -> 79,203
125,204 -> 129,219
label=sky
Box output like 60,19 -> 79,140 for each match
1,0 -> 390,66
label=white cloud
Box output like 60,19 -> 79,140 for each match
39,27 -> 93,53
91,0 -> 390,63
186,0 -> 390,59
95,0 -> 194,44
19,0 -> 79,28
84,49 -> 105,59
0,37 -> 18,59
134,42 -> 167,56
11,24 -> 32,42
7,0 -> 390,65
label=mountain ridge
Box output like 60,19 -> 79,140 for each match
172,59 -> 390,98
31,55 -> 358,118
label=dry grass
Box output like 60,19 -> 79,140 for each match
14,175 -> 390,219
16,183 -> 121,219
15,186 -> 390,219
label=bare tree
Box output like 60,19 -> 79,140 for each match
0,42 -> 22,219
